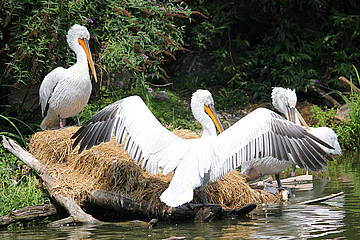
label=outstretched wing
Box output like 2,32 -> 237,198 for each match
39,67 -> 66,117
210,108 -> 333,181
71,95 -> 185,174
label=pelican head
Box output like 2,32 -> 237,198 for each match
67,24 -> 98,83
191,89 -> 224,137
271,87 -> 297,122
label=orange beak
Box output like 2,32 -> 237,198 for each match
204,104 -> 224,134
78,38 -> 98,83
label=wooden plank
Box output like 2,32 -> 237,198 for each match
281,174 -> 313,184
297,192 -> 344,205
250,175 -> 313,190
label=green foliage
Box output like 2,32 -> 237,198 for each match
335,66 -> 360,151
336,94 -> 360,151
0,114 -> 35,147
1,0 -> 195,87
183,0 -> 360,101
310,105 -> 337,128
0,144 -> 50,217
79,85 -> 200,131
148,90 -> 200,131
310,65 -> 360,151
213,87 -> 249,110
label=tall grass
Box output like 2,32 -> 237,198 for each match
311,65 -> 360,152
0,146 -> 50,217
334,66 -> 360,151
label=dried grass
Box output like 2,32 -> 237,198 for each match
29,127 -> 277,214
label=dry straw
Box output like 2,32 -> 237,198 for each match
29,127 -> 277,214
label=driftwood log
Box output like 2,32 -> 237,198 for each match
297,192 -> 344,205
339,76 -> 360,94
310,86 -> 340,107
0,204 -> 57,228
87,189 -> 256,222
2,136 -> 257,225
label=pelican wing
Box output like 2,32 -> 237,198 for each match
71,95 -> 185,174
39,67 -> 66,117
210,108 -> 333,181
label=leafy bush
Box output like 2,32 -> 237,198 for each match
1,0 -> 199,88
310,66 -> 360,151
310,105 -> 337,128
79,85 -> 200,131
183,0 -> 360,103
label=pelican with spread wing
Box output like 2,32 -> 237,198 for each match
71,89 -> 333,207
39,24 -> 97,130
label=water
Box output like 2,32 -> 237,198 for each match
1,153 -> 360,239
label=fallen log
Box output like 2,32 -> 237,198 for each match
0,204 -> 57,228
87,189 -> 257,222
2,136 -> 101,226
297,192 -> 344,205
310,86 -> 340,107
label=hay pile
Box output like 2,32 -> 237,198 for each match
29,127 -> 277,214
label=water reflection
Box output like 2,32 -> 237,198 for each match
1,153 -> 359,239
249,182 -> 346,239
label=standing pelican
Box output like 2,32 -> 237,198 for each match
71,90 -> 333,207
39,24 -> 97,130
271,87 -> 342,155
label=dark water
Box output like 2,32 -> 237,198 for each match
1,153 -> 360,239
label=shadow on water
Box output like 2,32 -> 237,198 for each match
1,152 -> 359,239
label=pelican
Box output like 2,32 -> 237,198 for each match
272,87 -> 342,155
39,24 -> 97,130
271,87 -> 342,175
71,89 -> 333,207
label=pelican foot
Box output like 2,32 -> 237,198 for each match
291,171 -> 296,177
263,183 -> 277,195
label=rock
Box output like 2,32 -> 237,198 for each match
335,104 -> 350,122
8,86 -> 39,113
147,88 -> 170,101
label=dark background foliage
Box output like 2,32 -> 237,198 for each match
1,0 -> 360,144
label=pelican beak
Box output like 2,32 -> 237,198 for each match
204,104 -> 224,134
295,108 -> 310,130
78,38 -> 98,83
287,107 -> 296,124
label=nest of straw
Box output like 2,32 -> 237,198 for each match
29,127 -> 277,214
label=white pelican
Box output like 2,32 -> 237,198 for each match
271,87 -> 342,176
71,89 -> 333,207
39,24 -> 98,130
